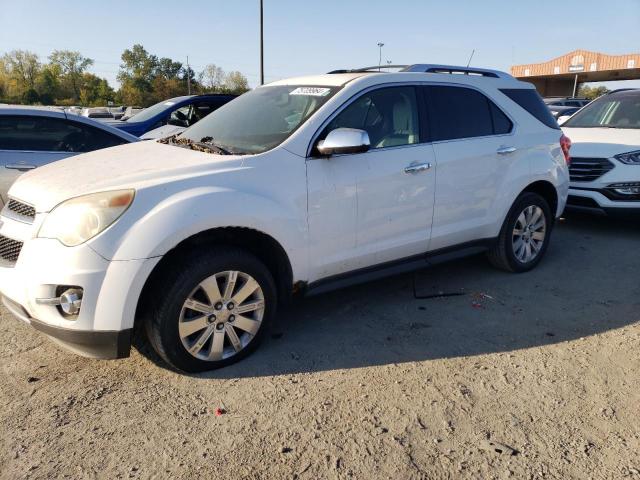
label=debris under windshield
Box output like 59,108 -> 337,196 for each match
158,134 -> 231,155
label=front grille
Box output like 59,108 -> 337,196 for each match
4,199 -> 36,222
569,157 -> 615,182
0,235 -> 23,266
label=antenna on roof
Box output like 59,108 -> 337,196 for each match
466,49 -> 475,68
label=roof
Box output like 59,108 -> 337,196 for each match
267,72 -> 369,87
0,105 -> 66,117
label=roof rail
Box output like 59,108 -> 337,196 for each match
327,64 -> 513,79
402,64 -> 512,79
327,65 -> 409,74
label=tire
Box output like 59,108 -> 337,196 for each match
487,192 -> 553,273
145,246 -> 277,372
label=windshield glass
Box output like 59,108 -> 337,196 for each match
178,85 -> 338,154
563,93 -> 640,129
127,97 -> 186,123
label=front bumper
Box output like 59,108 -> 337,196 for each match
566,188 -> 640,217
2,295 -> 131,359
0,215 -> 160,359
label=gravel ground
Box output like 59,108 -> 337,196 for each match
1,213 -> 639,480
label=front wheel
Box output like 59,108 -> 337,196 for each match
145,247 -> 277,372
487,192 -> 553,273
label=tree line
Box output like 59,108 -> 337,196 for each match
0,44 -> 250,107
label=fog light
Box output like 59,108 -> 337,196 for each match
60,288 -> 83,315
608,182 -> 640,195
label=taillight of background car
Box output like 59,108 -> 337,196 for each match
560,134 -> 571,165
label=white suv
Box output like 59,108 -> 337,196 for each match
0,65 -> 570,372
562,89 -> 640,216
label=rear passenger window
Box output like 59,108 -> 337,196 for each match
490,102 -> 513,134
426,86 -> 510,141
0,115 -> 127,152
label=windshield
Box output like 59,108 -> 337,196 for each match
178,85 -> 338,154
563,93 -> 640,129
127,97 -> 187,123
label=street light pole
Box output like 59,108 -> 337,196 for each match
260,0 -> 264,85
377,42 -> 384,71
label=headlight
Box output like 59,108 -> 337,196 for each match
38,190 -> 134,246
614,150 -> 640,165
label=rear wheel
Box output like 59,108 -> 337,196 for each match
145,247 -> 276,372
487,192 -> 552,272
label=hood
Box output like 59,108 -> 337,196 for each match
9,141 -> 244,212
140,124 -> 186,140
562,127 -> 640,158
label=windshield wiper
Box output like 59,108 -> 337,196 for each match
158,135 -> 231,155
198,137 -> 233,155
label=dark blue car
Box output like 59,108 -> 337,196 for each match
107,94 -> 237,137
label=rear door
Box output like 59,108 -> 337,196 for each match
424,85 -> 517,250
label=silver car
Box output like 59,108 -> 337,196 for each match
0,106 -> 139,206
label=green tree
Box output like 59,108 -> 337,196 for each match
79,73 -> 115,106
36,64 -> 62,104
156,57 -> 183,80
2,50 -> 41,98
49,50 -> 94,101
224,71 -> 249,94
117,44 -> 159,105
577,85 -> 609,100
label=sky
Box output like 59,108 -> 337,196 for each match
1,0 -> 639,89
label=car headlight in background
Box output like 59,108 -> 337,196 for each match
38,190 -> 135,246
614,150 -> 640,165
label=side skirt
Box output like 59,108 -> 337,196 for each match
305,238 -> 497,297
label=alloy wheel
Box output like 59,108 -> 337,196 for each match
178,270 -> 265,361
512,205 -> 547,264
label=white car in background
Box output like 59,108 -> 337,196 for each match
0,64 -> 569,372
0,106 -> 139,205
562,89 -> 640,216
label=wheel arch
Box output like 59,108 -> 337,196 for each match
521,180 -> 559,218
134,226 -> 295,330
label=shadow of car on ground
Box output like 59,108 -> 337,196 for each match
134,213 -> 640,378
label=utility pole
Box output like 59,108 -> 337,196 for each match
186,55 -> 191,94
377,42 -> 384,71
260,0 -> 264,85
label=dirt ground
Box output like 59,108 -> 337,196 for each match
1,213 -> 639,480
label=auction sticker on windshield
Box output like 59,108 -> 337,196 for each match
290,87 -> 331,96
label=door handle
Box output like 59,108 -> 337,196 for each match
404,162 -> 431,174
496,146 -> 517,155
6,164 -> 36,171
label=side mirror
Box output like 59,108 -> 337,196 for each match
316,128 -> 370,156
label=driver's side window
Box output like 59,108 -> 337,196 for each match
169,105 -> 192,127
323,86 -> 420,149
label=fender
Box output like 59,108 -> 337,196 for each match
89,185 -> 309,282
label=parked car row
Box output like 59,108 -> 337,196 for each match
0,64 -> 637,373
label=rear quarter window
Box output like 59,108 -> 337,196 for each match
500,88 -> 560,130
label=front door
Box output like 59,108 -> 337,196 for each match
306,86 -> 436,281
